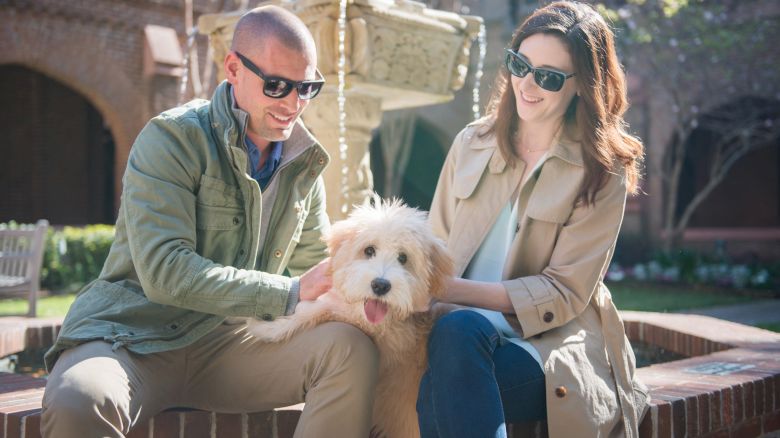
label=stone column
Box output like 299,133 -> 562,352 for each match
303,92 -> 382,221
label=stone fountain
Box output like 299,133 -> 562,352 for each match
198,0 -> 482,220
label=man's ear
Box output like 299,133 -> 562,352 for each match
224,52 -> 240,84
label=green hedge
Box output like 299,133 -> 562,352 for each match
41,225 -> 115,293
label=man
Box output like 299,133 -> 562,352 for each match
41,6 -> 378,438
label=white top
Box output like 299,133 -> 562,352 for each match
461,154 -> 548,369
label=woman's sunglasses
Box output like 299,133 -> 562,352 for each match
235,51 -> 325,100
504,49 -> 575,92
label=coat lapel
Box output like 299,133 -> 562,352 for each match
448,129 -> 525,276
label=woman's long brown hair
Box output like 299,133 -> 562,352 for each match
483,1 -> 643,204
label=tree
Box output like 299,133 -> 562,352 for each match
601,0 -> 780,250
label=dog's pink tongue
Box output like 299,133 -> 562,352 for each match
364,299 -> 388,324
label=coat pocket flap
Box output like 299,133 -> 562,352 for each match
453,149 -> 494,199
525,161 -> 580,223
198,174 -> 242,207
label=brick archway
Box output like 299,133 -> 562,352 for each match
0,10 -> 147,218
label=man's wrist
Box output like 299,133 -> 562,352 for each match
284,277 -> 301,315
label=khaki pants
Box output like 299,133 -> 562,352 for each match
42,321 -> 379,438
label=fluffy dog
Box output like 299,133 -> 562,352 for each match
246,199 -> 453,438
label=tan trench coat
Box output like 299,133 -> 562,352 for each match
429,117 -> 649,438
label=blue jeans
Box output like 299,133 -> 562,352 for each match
417,310 -> 546,438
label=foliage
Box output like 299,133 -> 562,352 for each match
608,248 -> 779,292
3,219 -> 115,293
600,0 -> 780,249
22,224 -> 114,293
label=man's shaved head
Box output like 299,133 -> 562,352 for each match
225,5 -> 319,147
231,5 -> 316,60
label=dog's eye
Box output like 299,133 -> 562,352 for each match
397,253 -> 407,265
364,246 -> 376,258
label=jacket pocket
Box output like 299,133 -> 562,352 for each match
196,204 -> 244,230
195,203 -> 245,265
197,174 -> 243,208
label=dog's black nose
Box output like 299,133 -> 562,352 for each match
371,278 -> 391,296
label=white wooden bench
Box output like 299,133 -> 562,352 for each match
0,220 -> 49,317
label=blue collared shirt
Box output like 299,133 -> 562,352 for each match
245,135 -> 282,191
231,87 -> 283,190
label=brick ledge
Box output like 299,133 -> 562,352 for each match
0,312 -> 778,437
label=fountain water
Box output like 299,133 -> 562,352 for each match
472,23 -> 486,120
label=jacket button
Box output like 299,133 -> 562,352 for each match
309,171 -> 316,177
261,314 -> 273,321
232,217 -> 240,225
274,249 -> 282,258
543,311 -> 554,323
318,157 -> 325,165
238,249 -> 245,256
555,386 -> 567,398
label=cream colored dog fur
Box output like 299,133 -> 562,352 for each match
246,199 -> 452,438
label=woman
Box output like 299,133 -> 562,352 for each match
417,2 -> 649,437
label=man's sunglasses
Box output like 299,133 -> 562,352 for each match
235,51 -> 325,100
505,49 -> 575,92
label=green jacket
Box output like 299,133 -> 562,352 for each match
45,81 -> 330,371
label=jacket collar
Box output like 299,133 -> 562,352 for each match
465,115 -> 584,173
209,80 -> 329,169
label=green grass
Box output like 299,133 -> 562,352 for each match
0,282 -> 770,319
608,281 -> 756,312
0,294 -> 77,317
756,322 -> 780,333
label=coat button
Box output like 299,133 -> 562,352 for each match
318,157 -> 325,165
555,386 -> 567,398
309,171 -> 316,177
261,314 -> 273,321
232,217 -> 240,225
543,311 -> 554,323
274,249 -> 282,258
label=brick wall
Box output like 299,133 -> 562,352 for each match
0,0 -> 218,222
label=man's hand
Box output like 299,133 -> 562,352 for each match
299,257 -> 332,301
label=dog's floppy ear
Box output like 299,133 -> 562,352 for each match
325,219 -> 360,258
426,237 -> 454,299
